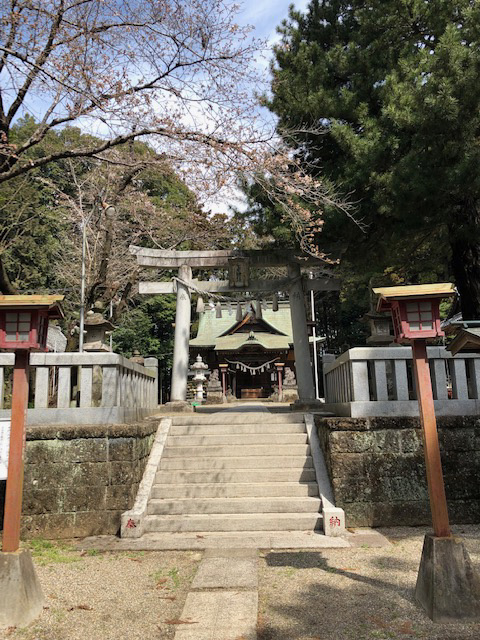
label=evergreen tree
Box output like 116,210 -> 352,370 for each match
267,0 -> 480,318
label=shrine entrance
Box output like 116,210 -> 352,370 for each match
130,247 -> 340,407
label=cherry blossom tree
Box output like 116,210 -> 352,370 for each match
0,0 -> 352,262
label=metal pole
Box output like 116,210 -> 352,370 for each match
3,350 -> 30,552
109,299 -> 113,352
310,275 -> 320,400
411,339 -> 450,538
79,219 -> 87,353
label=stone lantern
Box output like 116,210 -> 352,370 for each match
191,354 -> 208,402
360,310 -> 395,345
83,302 -> 115,352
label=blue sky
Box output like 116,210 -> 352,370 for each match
238,0 -> 310,44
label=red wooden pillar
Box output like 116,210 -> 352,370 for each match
411,339 -> 450,538
3,350 -> 30,552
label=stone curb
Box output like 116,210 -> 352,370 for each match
120,418 -> 171,538
305,413 -> 345,537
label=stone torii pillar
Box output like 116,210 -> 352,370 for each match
288,263 -> 315,402
169,264 -> 192,406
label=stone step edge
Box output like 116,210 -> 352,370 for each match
152,482 -> 319,487
144,512 -> 324,520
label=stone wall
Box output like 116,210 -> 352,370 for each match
0,421 -> 157,539
315,416 -> 480,527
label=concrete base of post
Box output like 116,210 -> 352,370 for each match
0,549 -> 44,629
415,534 -> 480,622
205,392 -> 226,405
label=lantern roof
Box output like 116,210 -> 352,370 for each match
373,283 -> 455,313
447,327 -> 480,355
0,294 -> 64,319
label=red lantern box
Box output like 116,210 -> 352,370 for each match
0,295 -> 64,351
373,283 -> 455,344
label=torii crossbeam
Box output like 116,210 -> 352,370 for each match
130,246 -> 340,408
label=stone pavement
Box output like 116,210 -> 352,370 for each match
77,530 -> 348,551
74,530 -> 389,640
174,548 -> 258,640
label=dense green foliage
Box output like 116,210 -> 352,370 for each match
263,0 -> 480,323
112,296 -> 177,369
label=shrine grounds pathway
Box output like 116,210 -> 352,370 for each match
3,524 -> 480,640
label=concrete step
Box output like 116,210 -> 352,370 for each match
166,433 -> 308,446
170,423 -> 306,436
162,444 -> 310,458
155,468 -> 317,484
143,512 -> 323,533
171,413 -> 305,426
151,482 -> 319,499
159,456 -> 314,470
147,496 -> 321,515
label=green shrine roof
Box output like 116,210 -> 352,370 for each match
190,301 -> 293,352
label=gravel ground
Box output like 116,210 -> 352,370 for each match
3,542 -> 202,640
257,524 -> 480,640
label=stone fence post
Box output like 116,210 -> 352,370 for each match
144,357 -> 159,409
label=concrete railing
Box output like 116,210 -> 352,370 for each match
0,352 -> 158,425
323,346 -> 480,417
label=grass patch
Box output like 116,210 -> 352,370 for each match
151,566 -> 182,590
27,538 -> 82,566
168,567 -> 180,588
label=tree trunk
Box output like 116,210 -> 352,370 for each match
449,203 -> 480,320
0,255 -> 17,294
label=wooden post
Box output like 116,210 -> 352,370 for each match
219,364 -> 228,398
3,350 -> 30,552
411,339 -> 450,538
275,363 -> 284,401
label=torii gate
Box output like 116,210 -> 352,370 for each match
130,247 -> 340,407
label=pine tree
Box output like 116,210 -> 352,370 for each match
268,0 -> 480,318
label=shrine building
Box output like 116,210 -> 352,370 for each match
189,300 -> 297,399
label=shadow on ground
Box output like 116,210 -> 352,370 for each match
258,541 -> 480,640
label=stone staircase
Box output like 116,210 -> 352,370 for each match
142,412 -> 323,534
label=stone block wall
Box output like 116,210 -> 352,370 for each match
0,421 -> 157,539
315,416 -> 480,527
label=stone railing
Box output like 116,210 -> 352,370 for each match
0,352 -> 158,425
323,347 -> 480,417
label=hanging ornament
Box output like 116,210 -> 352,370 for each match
227,302 -> 233,315
215,302 -> 222,318
261,299 -> 267,311
209,299 -> 215,310
272,293 -> 279,312
255,300 -> 263,319
196,296 -> 205,313
236,302 -> 243,321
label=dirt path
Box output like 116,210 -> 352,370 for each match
257,525 -> 480,640
3,542 -> 201,640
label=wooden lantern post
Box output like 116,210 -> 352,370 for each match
0,295 -> 63,629
374,283 -> 480,622
373,283 -> 454,538
0,295 -> 64,552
